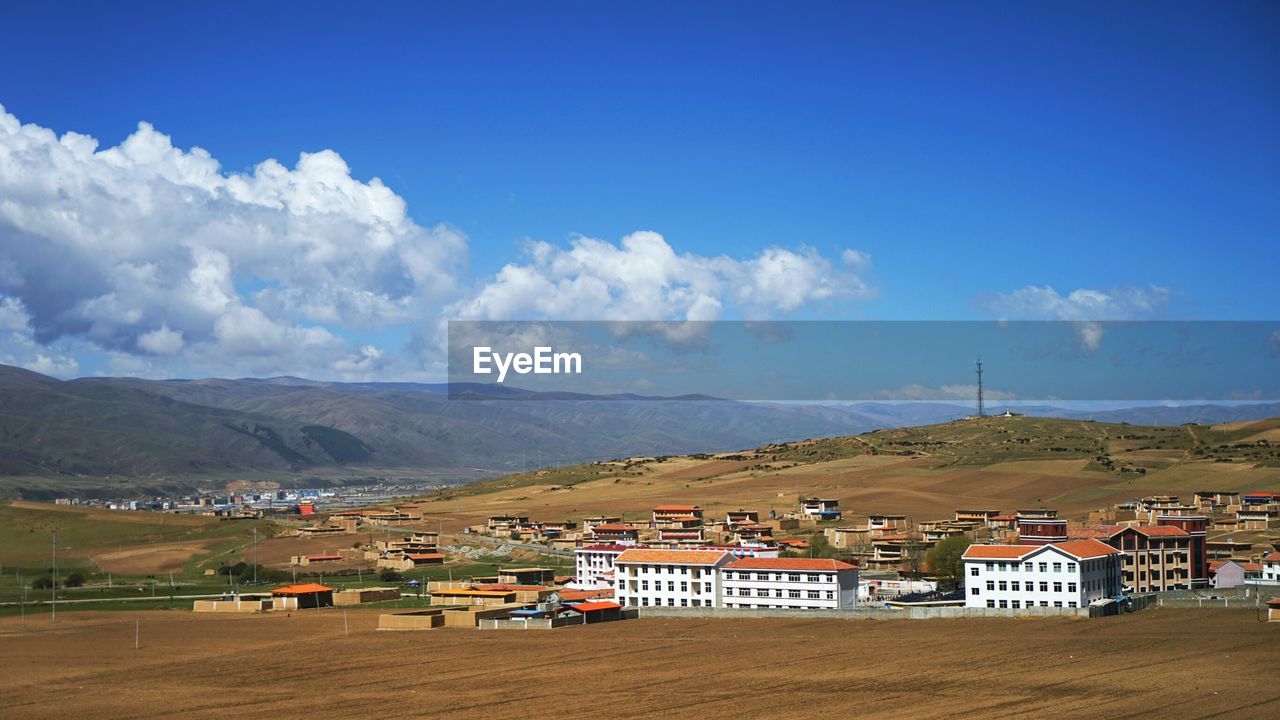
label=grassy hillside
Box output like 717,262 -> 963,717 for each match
407,415 -> 1280,529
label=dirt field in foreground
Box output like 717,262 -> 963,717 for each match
0,608 -> 1276,719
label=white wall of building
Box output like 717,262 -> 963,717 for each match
614,558 -> 728,608
965,545 -> 1122,610
721,567 -> 858,609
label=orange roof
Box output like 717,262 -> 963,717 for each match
726,557 -> 857,571
654,505 -> 702,512
963,545 -> 1033,560
407,553 -> 445,560
1264,552 -> 1280,563
567,601 -> 623,612
473,584 -> 551,592
272,583 -> 334,595
615,549 -> 730,565
1052,539 -> 1123,560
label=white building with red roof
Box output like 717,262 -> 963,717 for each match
613,549 -> 732,608
572,543 -> 630,590
963,539 -> 1123,611
721,557 -> 859,610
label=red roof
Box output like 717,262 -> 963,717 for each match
654,505 -> 702,512
407,553 -> 444,560
963,544 -> 1032,560
306,554 -> 343,560
1264,552 -> 1280,563
272,583 -> 334,595
726,557 -> 857,571
567,601 -> 623,612
1052,539 -> 1123,560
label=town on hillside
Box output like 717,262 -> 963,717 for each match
186,489 -> 1280,628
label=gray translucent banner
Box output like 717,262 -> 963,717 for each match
447,321 -> 1280,402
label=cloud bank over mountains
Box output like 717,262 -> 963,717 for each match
0,106 -> 874,379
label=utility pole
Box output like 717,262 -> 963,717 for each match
51,532 -> 57,623
253,527 -> 258,584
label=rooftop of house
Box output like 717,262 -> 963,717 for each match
272,583 -> 334,595
725,557 -> 857,572
615,549 -> 730,565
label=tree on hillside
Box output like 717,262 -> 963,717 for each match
806,532 -> 839,559
31,576 -> 54,590
926,535 -> 973,590
64,572 -> 86,588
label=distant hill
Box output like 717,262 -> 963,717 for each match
0,364 -> 887,495
409,415 -> 1280,530
3,362 -> 1280,499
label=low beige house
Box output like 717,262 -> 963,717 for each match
333,587 -> 401,606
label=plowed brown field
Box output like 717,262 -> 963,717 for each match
0,607 -> 1276,719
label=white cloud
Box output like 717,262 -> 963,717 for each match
0,103 -> 467,377
976,284 -> 1174,352
452,231 -> 872,322
0,106 -> 872,380
0,295 -> 29,332
976,284 -> 1172,321
136,323 -> 184,355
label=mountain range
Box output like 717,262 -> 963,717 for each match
2,363 -> 1277,494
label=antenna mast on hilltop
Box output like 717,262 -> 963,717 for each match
975,359 -> 986,418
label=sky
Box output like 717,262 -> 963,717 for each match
0,1 -> 1277,382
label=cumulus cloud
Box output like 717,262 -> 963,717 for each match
136,323 -> 184,355
0,105 -> 872,380
0,103 -> 465,377
452,231 -> 872,322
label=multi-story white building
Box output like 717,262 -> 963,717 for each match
963,539 -> 1123,610
573,544 -> 629,589
1263,552 -> 1280,583
721,558 -> 859,609
614,549 -> 732,608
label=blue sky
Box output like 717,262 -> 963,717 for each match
0,1 -> 1276,381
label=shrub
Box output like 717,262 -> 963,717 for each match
379,568 -> 402,582
64,572 -> 86,588
31,577 -> 54,590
